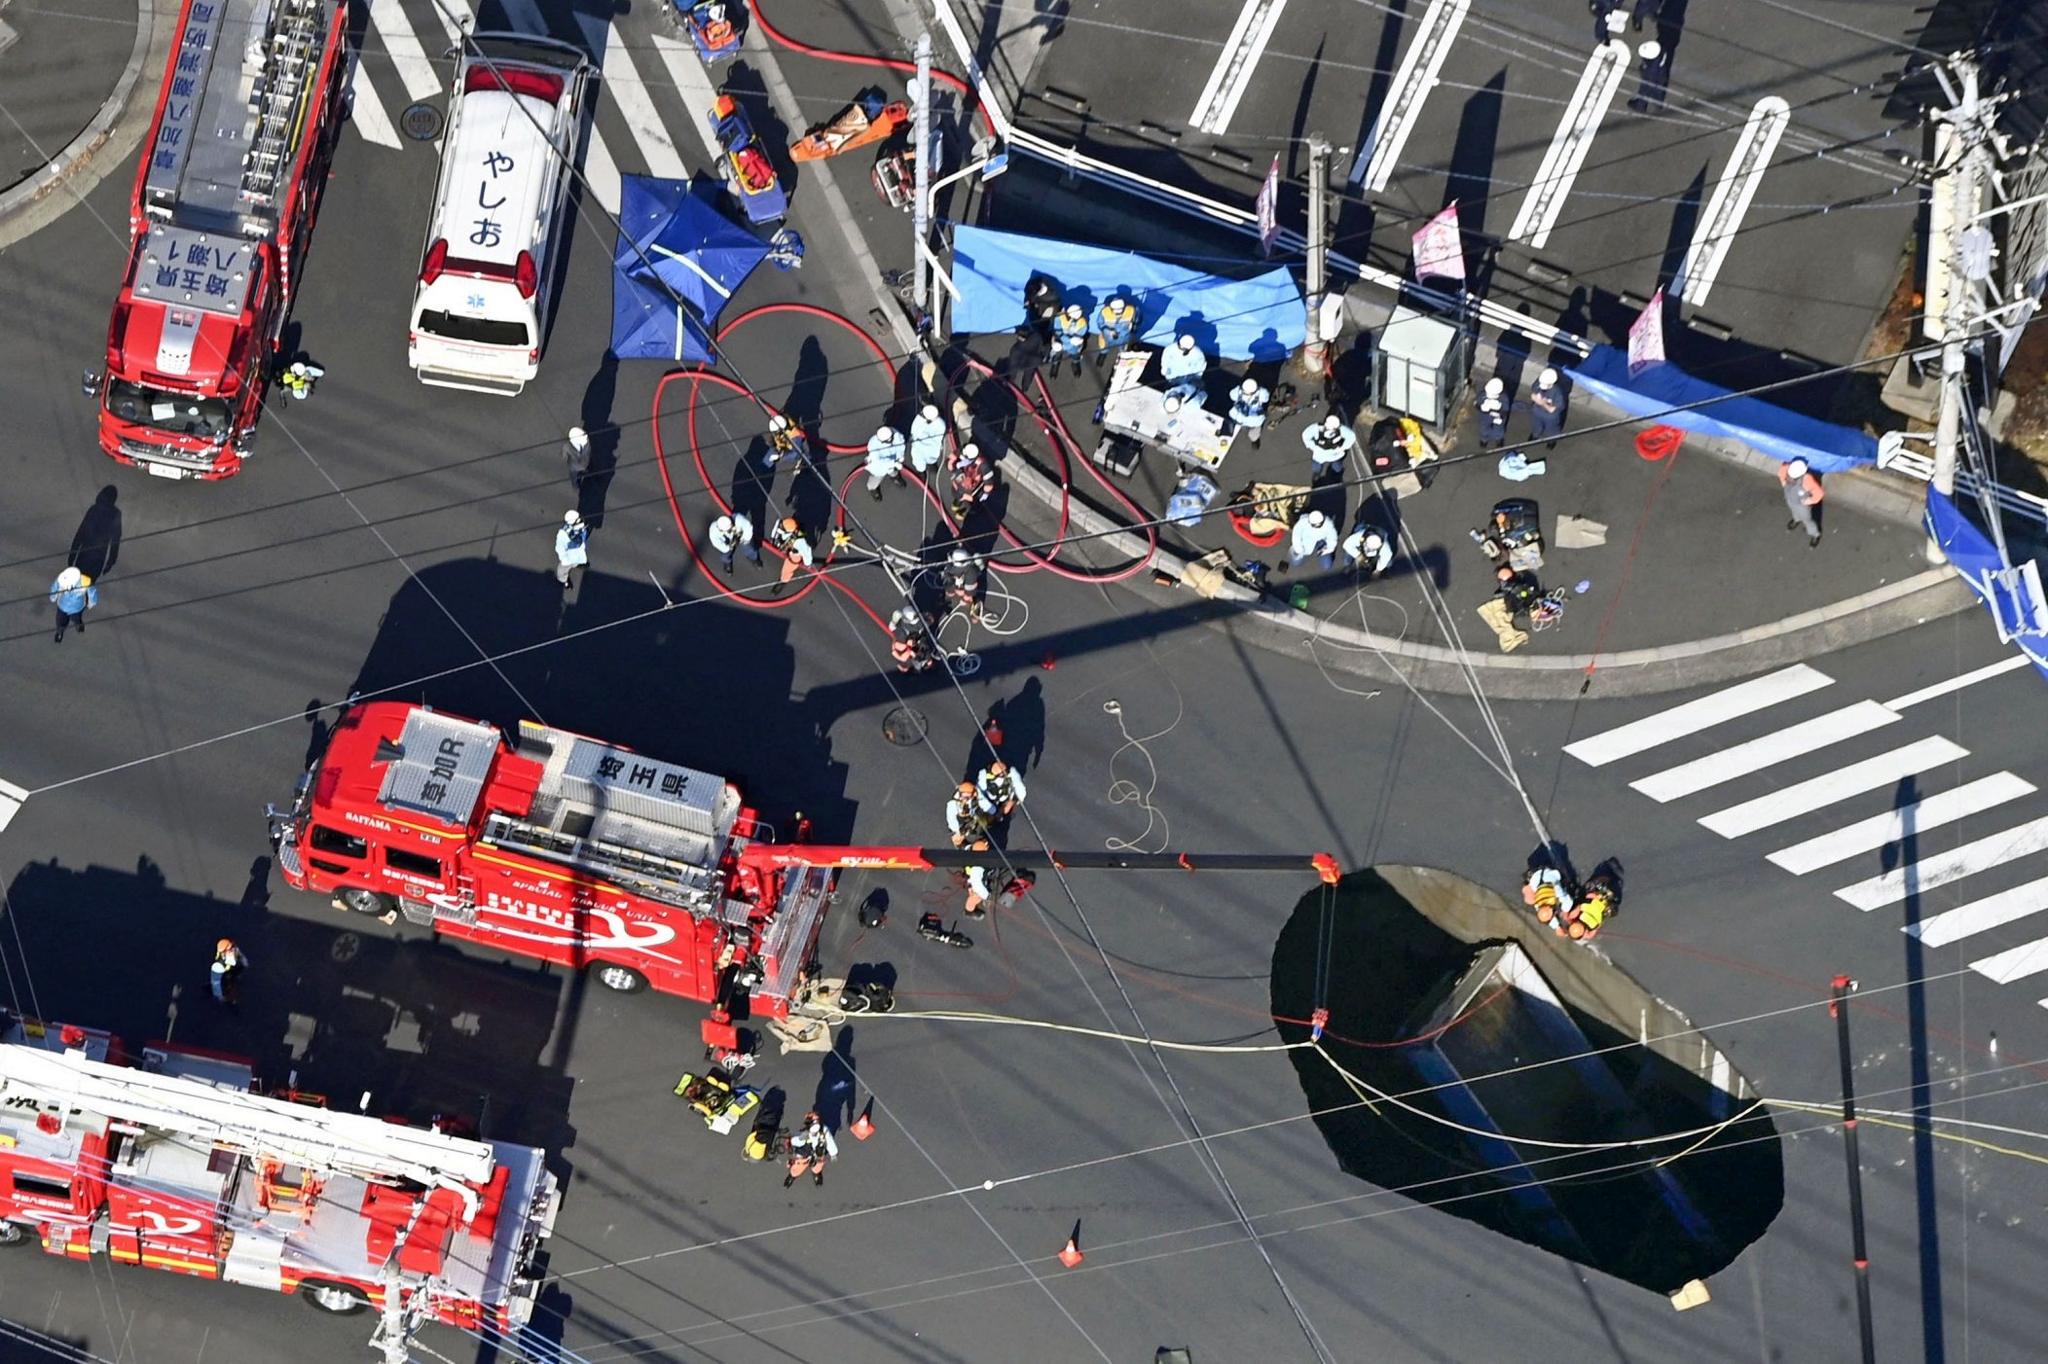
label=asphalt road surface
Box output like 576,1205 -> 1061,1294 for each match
3,2 -> 2048,1362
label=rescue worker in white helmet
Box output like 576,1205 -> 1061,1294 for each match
975,759 -> 1026,819
1051,303 -> 1089,377
945,781 -> 988,848
941,547 -> 984,618
889,604 -> 935,673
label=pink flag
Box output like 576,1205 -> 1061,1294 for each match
1628,290 -> 1667,376
1256,155 -> 1281,253
1411,203 -> 1464,282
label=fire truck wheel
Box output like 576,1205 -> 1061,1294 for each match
0,1221 -> 27,1247
590,962 -> 648,994
340,888 -> 394,917
299,1279 -> 370,1314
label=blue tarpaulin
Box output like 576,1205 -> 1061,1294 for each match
949,225 -> 1304,361
1565,344 -> 1877,473
611,175 -> 769,363
1926,487 -> 2048,681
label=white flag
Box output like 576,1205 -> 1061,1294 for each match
1628,289 -> 1667,376
1256,155 -> 1281,253
1411,202 -> 1464,282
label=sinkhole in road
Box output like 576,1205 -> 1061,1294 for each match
1270,865 -> 1783,1294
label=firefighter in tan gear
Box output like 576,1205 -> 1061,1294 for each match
767,517 -> 813,597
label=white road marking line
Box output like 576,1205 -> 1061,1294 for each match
1507,38 -> 1630,247
368,0 -> 444,105
1564,664 -> 1832,767
1352,0 -> 1469,192
1189,0 -> 1289,136
0,777 -> 25,836
579,124 -> 622,215
1837,814 -> 2048,913
1770,772 -> 2036,874
1631,700 -> 1900,803
1700,737 -> 1969,839
1672,97 -> 1789,307
650,30 -> 724,162
347,56 -> 404,149
427,0 -> 467,49
601,27 -> 687,181
1886,654 -> 2032,710
1907,873 -> 2048,948
1970,935 -> 2048,985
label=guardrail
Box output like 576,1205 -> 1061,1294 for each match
1877,438 -> 2048,531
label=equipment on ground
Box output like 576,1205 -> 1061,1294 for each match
674,0 -> 741,62
916,913 -> 974,949
0,1012 -> 556,1363
791,91 -> 909,162
267,701 -> 835,1019
673,1068 -> 762,1134
85,0 -> 350,479
710,93 -> 788,224
872,148 -> 916,211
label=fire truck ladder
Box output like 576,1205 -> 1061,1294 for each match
482,812 -> 723,911
238,0 -> 327,210
0,1040 -> 496,1197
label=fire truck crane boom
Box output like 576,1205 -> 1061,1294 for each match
0,1043 -> 495,1193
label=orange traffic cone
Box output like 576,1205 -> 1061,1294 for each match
850,1099 -> 876,1141
1057,1221 -> 1083,1268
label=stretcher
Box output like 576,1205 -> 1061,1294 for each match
1099,351 -> 1235,472
674,0 -> 741,63
1226,481 -> 1311,546
710,94 -> 787,224
792,93 -> 909,162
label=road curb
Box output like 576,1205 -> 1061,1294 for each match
992,425 -> 1975,700
0,0 -> 163,250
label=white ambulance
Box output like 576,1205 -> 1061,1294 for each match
409,34 -> 591,395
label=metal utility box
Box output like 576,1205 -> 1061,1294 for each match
1370,304 -> 1467,429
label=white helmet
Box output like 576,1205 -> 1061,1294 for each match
1539,367 -> 1559,387
960,442 -> 980,461
567,425 -> 589,447
1785,458 -> 1809,478
56,566 -> 83,590
1363,532 -> 1384,551
950,547 -> 971,566
1177,335 -> 1195,351
769,413 -> 787,431
1065,303 -> 1083,318
1322,415 -> 1341,433
1484,377 -> 1504,397
564,510 -> 583,527
876,425 -> 894,442
1163,395 -> 1182,414
1638,39 -> 1661,60
1306,510 -> 1327,526
1240,378 -> 1259,396
895,605 -> 920,625
921,403 -> 939,421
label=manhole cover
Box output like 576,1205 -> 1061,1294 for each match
882,706 -> 928,746
401,102 -> 445,142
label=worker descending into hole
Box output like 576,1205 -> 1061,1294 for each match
1094,295 -> 1137,368
210,938 -> 248,1005
767,516 -> 813,597
1302,414 -> 1357,470
1159,334 -> 1209,405
864,424 -> 908,500
945,781 -> 988,847
962,841 -> 996,917
908,403 -> 948,477
942,546 -> 985,618
764,412 -> 807,471
1229,377 -> 1271,446
889,604 -> 935,673
975,759 -> 1027,819
1522,866 -> 1575,928
1051,304 -> 1089,377
784,1110 -> 838,1188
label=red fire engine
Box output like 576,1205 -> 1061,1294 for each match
269,702 -> 1340,1020
268,701 -> 837,1015
83,0 -> 349,479
0,1011 -> 558,1358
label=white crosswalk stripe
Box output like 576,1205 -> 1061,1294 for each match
1768,772 -> 2036,874
1565,656 -> 2048,1005
347,54 -> 404,148
1836,814 -> 2048,913
1698,737 -> 1968,838
580,122 -> 623,216
1631,700 -> 1899,803
601,30 -> 687,181
368,0 -> 444,106
0,777 -> 25,836
1564,664 -> 1832,767
650,31 -> 724,162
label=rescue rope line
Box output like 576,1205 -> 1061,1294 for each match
1100,696 -> 1176,855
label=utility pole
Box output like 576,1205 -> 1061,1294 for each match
1299,135 -> 1331,384
1829,975 -> 1877,1364
1927,53 -> 1998,565
912,33 -> 933,337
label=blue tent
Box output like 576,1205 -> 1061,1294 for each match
611,175 -> 769,364
949,225 -> 1303,362
1565,344 -> 1877,473
1926,487 -> 2048,681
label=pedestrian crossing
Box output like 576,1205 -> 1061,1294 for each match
1563,655 -> 2048,1007
345,0 -> 721,215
